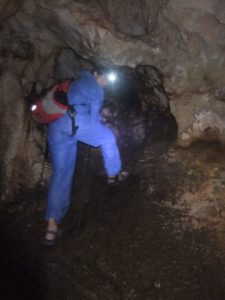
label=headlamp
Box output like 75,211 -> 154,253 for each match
31,104 -> 37,111
107,72 -> 117,82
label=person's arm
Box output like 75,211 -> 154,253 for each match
89,86 -> 104,122
67,81 -> 85,106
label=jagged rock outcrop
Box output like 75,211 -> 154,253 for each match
0,70 -> 49,201
170,94 -> 225,147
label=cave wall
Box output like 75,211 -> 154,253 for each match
0,0 -> 225,199
2,0 -> 225,93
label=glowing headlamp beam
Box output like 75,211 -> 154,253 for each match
107,72 -> 117,82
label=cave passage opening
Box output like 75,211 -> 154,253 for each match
104,66 -> 141,114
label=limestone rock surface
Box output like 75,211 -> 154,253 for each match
170,94 -> 225,147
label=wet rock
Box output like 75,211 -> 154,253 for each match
136,65 -> 169,112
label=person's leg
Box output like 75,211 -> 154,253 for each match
45,139 -> 77,241
77,121 -> 122,177
100,129 -> 121,177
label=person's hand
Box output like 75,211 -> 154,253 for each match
101,117 -> 107,124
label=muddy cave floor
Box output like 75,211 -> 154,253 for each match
1,138 -> 225,300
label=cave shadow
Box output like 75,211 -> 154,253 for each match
0,207 -> 47,300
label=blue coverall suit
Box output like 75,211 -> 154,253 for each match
46,71 -> 122,223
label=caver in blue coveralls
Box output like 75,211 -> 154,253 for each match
46,71 -> 122,223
